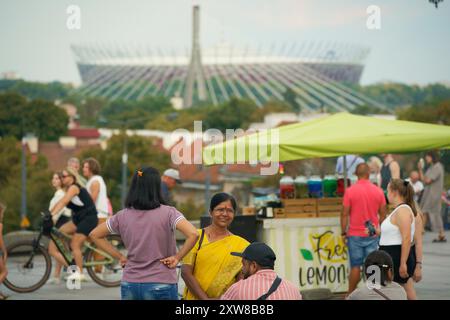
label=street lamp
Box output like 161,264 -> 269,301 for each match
120,121 -> 128,208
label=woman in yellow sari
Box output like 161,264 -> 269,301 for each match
181,193 -> 249,300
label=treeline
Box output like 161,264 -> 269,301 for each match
0,79 -> 72,101
351,82 -> 450,109
0,92 -> 69,140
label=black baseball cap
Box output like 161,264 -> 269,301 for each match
230,242 -> 276,268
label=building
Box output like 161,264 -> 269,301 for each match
71,6 -> 387,113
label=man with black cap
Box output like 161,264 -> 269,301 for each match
220,242 -> 301,300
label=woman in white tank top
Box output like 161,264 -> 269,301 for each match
379,179 -> 420,300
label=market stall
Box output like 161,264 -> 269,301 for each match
203,113 -> 450,292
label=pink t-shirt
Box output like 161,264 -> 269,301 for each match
106,205 -> 185,283
343,179 -> 386,237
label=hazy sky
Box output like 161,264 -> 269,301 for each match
1,0 -> 449,86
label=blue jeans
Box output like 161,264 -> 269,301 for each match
121,282 -> 178,300
347,236 -> 379,268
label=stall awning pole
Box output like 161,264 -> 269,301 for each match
343,155 -> 348,193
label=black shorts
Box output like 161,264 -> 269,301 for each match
55,215 -> 71,229
379,244 -> 416,284
73,214 -> 98,237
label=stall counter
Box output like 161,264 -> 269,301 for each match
257,217 -> 349,293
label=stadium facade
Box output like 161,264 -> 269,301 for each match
72,6 -> 385,112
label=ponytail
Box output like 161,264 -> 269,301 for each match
389,179 -> 417,217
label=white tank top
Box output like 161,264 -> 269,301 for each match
86,175 -> 109,219
379,204 -> 415,246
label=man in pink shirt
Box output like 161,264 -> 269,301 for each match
341,163 -> 386,296
220,242 -> 302,300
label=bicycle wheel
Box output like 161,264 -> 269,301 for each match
85,234 -> 126,287
4,240 -> 52,293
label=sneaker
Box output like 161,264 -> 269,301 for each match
47,277 -> 61,285
76,273 -> 89,282
67,272 -> 89,283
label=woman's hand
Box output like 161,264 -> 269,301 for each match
413,265 -> 422,282
119,255 -> 127,268
399,263 -> 409,279
160,256 -> 179,269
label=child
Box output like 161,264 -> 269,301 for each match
0,202 -> 8,300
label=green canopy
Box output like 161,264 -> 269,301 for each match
203,112 -> 450,165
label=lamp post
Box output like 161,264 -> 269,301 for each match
20,135 -> 28,229
121,121 -> 128,208
204,165 -> 210,216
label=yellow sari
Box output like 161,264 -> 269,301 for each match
182,229 -> 249,300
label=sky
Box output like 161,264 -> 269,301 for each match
0,0 -> 449,86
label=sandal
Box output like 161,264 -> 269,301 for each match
432,237 -> 447,243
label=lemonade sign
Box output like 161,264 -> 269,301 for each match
298,228 -> 349,292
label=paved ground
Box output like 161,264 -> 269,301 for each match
2,231 -> 449,300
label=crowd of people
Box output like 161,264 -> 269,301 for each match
341,150 -> 447,300
0,150 -> 447,300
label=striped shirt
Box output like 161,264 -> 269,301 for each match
220,269 -> 302,300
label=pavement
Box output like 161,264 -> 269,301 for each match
2,230 -> 449,300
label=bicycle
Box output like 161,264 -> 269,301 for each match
4,212 -> 126,293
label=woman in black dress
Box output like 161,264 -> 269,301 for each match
49,167 -> 98,281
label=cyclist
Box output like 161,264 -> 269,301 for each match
47,172 -> 72,285
49,167 -> 98,282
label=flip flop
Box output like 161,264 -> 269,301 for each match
432,238 -> 447,243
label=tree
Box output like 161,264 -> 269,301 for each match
283,88 -> 301,113
24,99 -> 69,141
350,104 -> 389,115
100,96 -> 174,129
397,99 -> 450,125
0,93 -> 68,141
0,79 -> 71,101
64,96 -> 108,126
0,137 -> 53,233
0,92 -> 27,138
202,98 -> 259,133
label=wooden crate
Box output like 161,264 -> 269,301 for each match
285,212 -> 317,218
317,198 -> 343,217
282,199 -> 317,218
242,207 -> 256,216
274,208 -> 286,218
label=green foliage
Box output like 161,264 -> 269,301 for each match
350,104 -> 390,115
283,88 -> 301,113
177,197 -> 204,221
397,99 -> 450,125
79,134 -> 172,211
352,83 -> 450,109
202,98 -> 259,133
65,96 -> 108,126
0,79 -> 71,101
99,96 -> 174,129
0,137 -> 53,233
0,93 -> 68,141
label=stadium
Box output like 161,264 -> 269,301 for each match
72,6 -> 385,112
